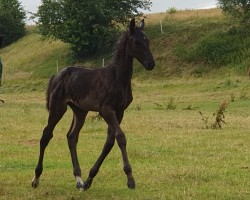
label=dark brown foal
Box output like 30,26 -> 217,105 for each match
32,19 -> 155,190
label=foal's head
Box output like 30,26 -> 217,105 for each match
127,19 -> 155,71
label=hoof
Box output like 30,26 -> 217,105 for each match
31,177 -> 39,188
76,182 -> 84,190
83,178 -> 93,191
75,176 -> 84,190
128,178 -> 135,190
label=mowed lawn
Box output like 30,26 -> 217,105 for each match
0,77 -> 249,200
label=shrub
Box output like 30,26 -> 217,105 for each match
167,7 -> 177,14
175,29 -> 250,67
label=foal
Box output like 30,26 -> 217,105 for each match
32,19 -> 155,190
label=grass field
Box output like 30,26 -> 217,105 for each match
0,8 -> 250,200
0,76 -> 249,199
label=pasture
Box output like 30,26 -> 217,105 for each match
0,8 -> 250,199
0,76 -> 249,199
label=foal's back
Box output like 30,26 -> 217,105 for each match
50,65 -> 118,112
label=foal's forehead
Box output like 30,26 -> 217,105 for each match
134,28 -> 149,41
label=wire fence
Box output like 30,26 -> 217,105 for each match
0,53 -> 115,83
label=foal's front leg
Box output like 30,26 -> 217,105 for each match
83,126 -> 116,190
116,129 -> 135,189
84,108 -> 135,190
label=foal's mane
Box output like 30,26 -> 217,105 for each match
111,30 -> 130,66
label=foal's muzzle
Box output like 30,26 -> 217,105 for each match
145,60 -> 155,71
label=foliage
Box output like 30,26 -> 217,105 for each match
218,0 -> 250,27
175,28 -> 250,67
35,0 -> 152,58
0,0 -> 26,46
196,30 -> 249,66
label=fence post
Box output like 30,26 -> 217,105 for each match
57,60 -> 59,73
0,57 -> 4,103
0,57 -> 2,87
160,20 -> 163,34
102,58 -> 105,67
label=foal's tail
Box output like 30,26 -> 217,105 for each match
46,75 -> 55,111
46,68 -> 71,111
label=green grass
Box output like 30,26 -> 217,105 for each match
0,77 -> 250,199
0,8 -> 250,200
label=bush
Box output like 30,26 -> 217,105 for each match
175,29 -> 250,67
167,7 -> 177,14
196,30 -> 249,66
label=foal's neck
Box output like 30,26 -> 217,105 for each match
112,32 -> 133,84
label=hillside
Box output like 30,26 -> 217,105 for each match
0,8 -> 249,93
145,9 -> 250,77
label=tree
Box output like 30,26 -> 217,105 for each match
0,0 -> 26,46
35,0 -> 152,58
218,0 -> 250,27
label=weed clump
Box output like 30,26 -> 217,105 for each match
212,101 -> 228,129
199,101 -> 229,129
155,97 -> 177,110
90,113 -> 102,122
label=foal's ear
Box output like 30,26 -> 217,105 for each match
129,18 -> 136,33
139,19 -> 145,30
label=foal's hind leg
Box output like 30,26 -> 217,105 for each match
67,106 -> 88,189
32,102 -> 67,188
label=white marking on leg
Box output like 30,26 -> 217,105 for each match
76,176 -> 83,185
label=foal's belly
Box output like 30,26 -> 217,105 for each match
74,98 -> 101,112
